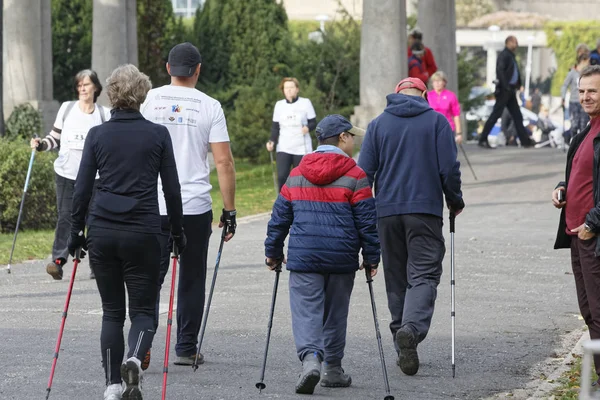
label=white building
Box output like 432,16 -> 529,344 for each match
171,0 -> 202,18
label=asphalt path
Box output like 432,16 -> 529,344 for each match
0,144 -> 583,400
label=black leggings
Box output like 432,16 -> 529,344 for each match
276,152 -> 303,192
88,226 -> 161,385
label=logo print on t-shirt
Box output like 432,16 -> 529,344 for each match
169,117 -> 175,122
177,117 -> 183,123
172,105 -> 181,113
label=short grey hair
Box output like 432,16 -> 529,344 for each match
580,65 -> 600,81
431,71 -> 448,83
106,64 -> 152,110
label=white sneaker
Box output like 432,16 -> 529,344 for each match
104,383 -> 123,400
121,357 -> 143,400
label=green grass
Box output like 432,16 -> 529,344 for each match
551,353 -> 598,399
0,162 -> 274,265
210,160 -> 276,219
0,229 -> 54,265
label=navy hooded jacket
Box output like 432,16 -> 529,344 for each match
265,148 -> 380,273
358,94 -> 463,218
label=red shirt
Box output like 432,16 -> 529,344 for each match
407,46 -> 438,78
566,117 -> 600,234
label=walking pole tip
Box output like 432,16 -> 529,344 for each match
46,388 -> 51,400
452,364 -> 456,378
384,395 -> 394,400
7,265 -> 11,274
256,382 -> 266,392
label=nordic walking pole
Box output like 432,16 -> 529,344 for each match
365,268 -> 395,400
255,260 -> 283,392
458,143 -> 477,181
7,138 -> 37,274
161,243 -> 179,400
268,149 -> 278,195
192,226 -> 227,371
46,248 -> 81,400
450,212 -> 456,378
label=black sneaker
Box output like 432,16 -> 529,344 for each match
396,326 -> 419,376
46,258 -> 65,280
121,358 -> 142,400
174,353 -> 204,366
295,352 -> 321,394
478,140 -> 495,149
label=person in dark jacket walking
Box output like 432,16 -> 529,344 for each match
478,36 -> 533,149
265,114 -> 380,395
69,64 -> 185,400
553,65 -> 600,387
358,77 -> 464,377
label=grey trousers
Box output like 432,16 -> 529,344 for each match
378,214 -> 445,346
289,271 -> 355,365
52,173 -> 74,262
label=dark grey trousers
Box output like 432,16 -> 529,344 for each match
289,271 -> 355,364
378,214 -> 445,346
52,173 -> 74,262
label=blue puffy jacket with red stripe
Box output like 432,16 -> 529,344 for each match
265,150 -> 380,273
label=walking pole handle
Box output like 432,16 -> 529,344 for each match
450,212 -> 456,233
364,267 -> 373,283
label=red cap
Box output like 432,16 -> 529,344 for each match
395,77 -> 427,93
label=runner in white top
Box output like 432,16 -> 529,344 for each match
30,69 -> 110,281
140,42 -> 236,369
266,77 -> 317,191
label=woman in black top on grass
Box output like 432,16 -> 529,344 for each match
69,64 -> 186,400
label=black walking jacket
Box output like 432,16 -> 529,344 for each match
554,123 -> 600,255
71,109 -> 183,236
496,47 -> 521,92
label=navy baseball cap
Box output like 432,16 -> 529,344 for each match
168,42 -> 202,77
316,114 -> 365,141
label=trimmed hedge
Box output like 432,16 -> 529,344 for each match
0,140 -> 57,233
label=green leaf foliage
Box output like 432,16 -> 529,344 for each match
5,104 -> 43,141
51,0 -> 93,102
544,21 -> 600,96
0,140 -> 57,233
137,0 -> 191,88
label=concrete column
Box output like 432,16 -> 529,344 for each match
3,0 -> 58,133
485,45 -> 498,91
92,0 -> 138,106
417,0 -> 457,93
352,0 -> 406,128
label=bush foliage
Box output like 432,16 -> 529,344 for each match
0,140 -> 57,233
5,104 -> 44,141
544,21 -> 600,96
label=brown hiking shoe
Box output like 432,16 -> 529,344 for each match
141,349 -> 151,371
174,353 -> 204,366
46,259 -> 65,280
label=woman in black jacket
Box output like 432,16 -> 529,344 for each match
69,64 -> 185,400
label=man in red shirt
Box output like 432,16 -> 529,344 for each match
553,65 -> 600,386
408,30 -> 437,79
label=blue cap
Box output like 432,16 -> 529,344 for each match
316,114 -> 365,141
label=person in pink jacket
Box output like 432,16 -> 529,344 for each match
427,71 -> 463,144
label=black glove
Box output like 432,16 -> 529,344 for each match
361,261 -> 378,270
220,209 -> 237,238
67,229 -> 87,260
171,231 -> 187,255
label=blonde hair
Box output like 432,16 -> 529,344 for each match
431,71 -> 448,83
106,64 -> 152,110
279,77 -> 300,93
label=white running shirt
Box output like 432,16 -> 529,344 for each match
272,97 -> 316,155
141,85 -> 230,216
53,101 -> 111,180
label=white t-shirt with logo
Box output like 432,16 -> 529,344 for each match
273,97 -> 316,155
53,101 -> 111,180
141,85 -> 230,216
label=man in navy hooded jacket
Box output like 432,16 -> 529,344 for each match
358,77 -> 464,376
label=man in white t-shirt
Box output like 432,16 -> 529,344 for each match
141,42 -> 236,368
